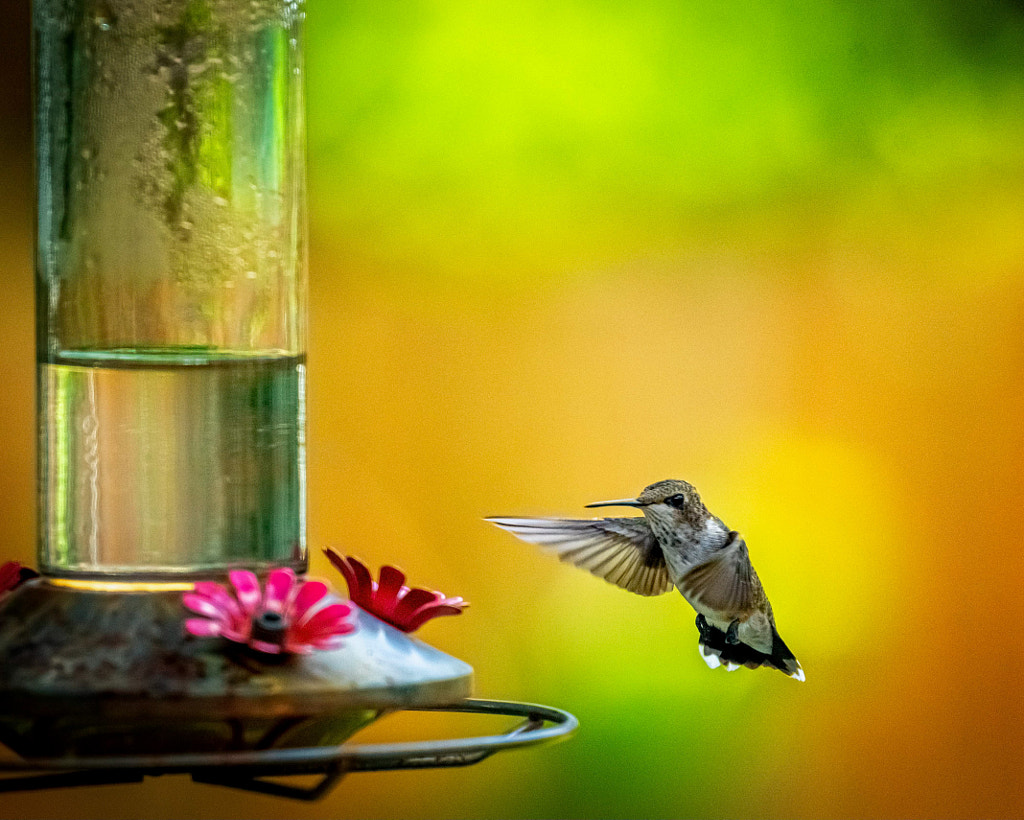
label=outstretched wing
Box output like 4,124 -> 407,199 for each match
678,531 -> 762,617
486,516 -> 673,596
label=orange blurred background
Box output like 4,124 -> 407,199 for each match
1,1 -> 1024,817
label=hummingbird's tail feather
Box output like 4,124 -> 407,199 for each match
767,629 -> 805,681
697,621 -> 805,681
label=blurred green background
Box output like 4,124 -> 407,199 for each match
2,0 -> 1024,817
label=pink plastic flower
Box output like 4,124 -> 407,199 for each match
324,549 -> 467,633
183,568 -> 355,656
0,562 -> 36,596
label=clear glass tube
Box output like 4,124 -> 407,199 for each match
34,0 -> 307,576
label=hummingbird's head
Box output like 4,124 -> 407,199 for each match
586,479 -> 710,534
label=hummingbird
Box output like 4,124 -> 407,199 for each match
487,479 -> 804,680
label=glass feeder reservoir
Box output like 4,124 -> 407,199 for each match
36,0 -> 308,577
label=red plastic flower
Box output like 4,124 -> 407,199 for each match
183,568 -> 356,656
0,562 -> 37,596
324,549 -> 467,632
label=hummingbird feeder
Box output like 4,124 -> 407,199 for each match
0,0 -> 575,800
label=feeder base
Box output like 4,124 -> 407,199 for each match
0,580 -> 472,757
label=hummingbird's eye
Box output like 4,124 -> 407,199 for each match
665,494 -> 687,509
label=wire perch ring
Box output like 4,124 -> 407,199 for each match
0,698 -> 578,801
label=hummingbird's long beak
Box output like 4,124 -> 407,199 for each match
585,497 -> 644,508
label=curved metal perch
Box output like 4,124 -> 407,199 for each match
0,699 -> 578,801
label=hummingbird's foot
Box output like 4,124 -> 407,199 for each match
695,613 -> 712,641
725,619 -> 741,645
